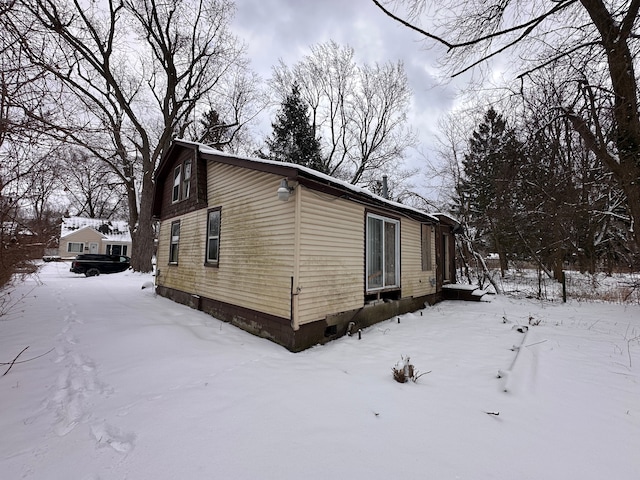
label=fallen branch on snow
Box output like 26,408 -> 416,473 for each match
2,346 -> 29,377
1,347 -> 55,377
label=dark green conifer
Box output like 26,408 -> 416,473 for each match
266,83 -> 325,173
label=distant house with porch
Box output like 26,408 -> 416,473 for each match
59,216 -> 131,257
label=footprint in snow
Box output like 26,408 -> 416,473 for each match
50,352 -> 112,435
90,422 -> 136,454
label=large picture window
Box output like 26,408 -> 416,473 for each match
169,221 -> 180,264
205,208 -> 221,265
366,214 -> 400,291
67,242 -> 84,253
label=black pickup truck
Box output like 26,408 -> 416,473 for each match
70,254 -> 131,277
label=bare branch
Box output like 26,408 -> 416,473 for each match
2,346 -> 28,377
370,0 -> 453,49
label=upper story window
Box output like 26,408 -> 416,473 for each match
366,213 -> 400,291
183,159 -> 192,199
172,156 -> 194,203
172,165 -> 182,203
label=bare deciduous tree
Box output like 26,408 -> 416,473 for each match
270,41 -> 417,190
192,70 -> 268,154
8,0 -> 251,271
1,0 -> 64,284
373,0 -> 640,250
61,149 -> 127,220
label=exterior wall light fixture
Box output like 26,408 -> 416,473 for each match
277,179 -> 294,201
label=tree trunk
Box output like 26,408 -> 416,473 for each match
553,252 -> 564,282
578,0 -> 640,250
129,159 -> 155,273
130,219 -> 154,273
492,231 -> 508,277
623,168 -> 640,249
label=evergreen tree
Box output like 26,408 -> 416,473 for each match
460,108 -> 523,277
265,83 -> 325,172
199,109 -> 230,150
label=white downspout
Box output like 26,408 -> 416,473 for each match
291,182 -> 302,331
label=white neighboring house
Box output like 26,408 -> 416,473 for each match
59,216 -> 132,257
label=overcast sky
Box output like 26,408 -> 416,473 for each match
231,0 -> 467,195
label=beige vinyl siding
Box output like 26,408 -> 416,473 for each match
296,188 -> 365,325
401,219 -> 437,298
157,163 -> 296,319
60,229 -> 105,255
157,209 -> 206,293
156,220 -> 171,267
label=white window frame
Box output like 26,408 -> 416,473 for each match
169,221 -> 180,264
182,159 -> 192,200
205,208 -> 221,265
67,242 -> 84,253
366,213 -> 400,292
172,165 -> 182,203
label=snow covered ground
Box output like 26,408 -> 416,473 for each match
1,262 -> 639,480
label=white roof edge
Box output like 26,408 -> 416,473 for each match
60,224 -> 107,239
432,212 -> 461,225
60,216 -> 132,241
176,139 -> 444,223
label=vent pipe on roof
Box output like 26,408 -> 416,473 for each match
382,175 -> 389,199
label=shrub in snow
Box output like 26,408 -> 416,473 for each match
392,356 -> 430,383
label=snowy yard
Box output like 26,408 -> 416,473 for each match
1,262 -> 639,480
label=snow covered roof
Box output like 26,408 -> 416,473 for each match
61,216 -> 131,242
1,221 -> 34,236
174,139 -> 443,224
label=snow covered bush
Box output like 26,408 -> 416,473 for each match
392,356 -> 430,383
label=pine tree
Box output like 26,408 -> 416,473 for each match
460,108 -> 523,277
199,109 -> 230,150
266,83 -> 325,172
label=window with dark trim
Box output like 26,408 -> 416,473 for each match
172,165 -> 182,203
172,156 -> 195,204
106,244 -> 128,256
205,208 -> 221,265
366,213 -> 400,291
443,233 -> 451,282
169,221 -> 180,264
421,224 -> 432,271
